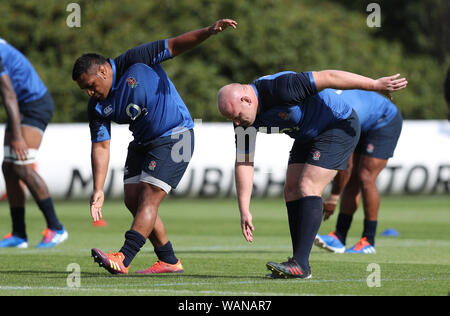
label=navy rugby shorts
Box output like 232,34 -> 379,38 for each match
288,110 -> 360,170
355,110 -> 403,159
123,129 -> 194,194
6,91 -> 54,134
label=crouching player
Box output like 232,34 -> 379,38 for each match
72,19 -> 237,274
0,38 -> 67,248
315,89 -> 403,254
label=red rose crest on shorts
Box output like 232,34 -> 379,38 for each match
312,151 -> 321,161
367,144 -> 375,153
149,160 -> 157,171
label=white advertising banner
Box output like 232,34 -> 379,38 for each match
0,121 -> 449,199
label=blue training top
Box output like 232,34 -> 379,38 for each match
88,39 -> 194,144
0,38 -> 48,104
323,89 -> 398,132
251,71 -> 353,142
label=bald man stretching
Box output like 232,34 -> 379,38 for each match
217,70 -> 407,279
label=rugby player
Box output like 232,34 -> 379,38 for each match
0,38 -> 68,248
217,70 -> 407,278
445,67 -> 450,121
72,19 -> 237,275
315,89 -> 403,254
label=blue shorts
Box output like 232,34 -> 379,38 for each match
288,110 -> 360,170
6,92 -> 54,133
123,129 -> 194,193
355,110 -> 403,159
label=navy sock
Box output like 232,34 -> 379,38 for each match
120,230 -> 147,267
154,241 -> 178,264
286,200 -> 300,254
10,207 -> 26,239
37,198 -> 63,231
288,196 -> 323,271
335,212 -> 353,245
362,219 -> 377,246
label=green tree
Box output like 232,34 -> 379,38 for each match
0,0 -> 446,122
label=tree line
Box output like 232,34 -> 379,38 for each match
0,0 -> 448,122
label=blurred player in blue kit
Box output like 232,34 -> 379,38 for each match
315,89 -> 403,254
0,38 -> 68,248
217,70 -> 407,278
72,19 -> 237,275
445,67 -> 450,121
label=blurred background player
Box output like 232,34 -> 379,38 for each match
0,38 -> 68,248
72,19 -> 237,275
445,67 -> 450,121
315,89 -> 403,254
217,70 -> 407,279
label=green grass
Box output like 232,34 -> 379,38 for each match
0,195 -> 449,296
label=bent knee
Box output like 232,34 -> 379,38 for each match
358,168 -> 378,186
284,183 -> 300,201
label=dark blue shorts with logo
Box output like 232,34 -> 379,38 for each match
288,110 -> 360,170
123,129 -> 194,194
355,111 -> 403,159
6,91 -> 54,133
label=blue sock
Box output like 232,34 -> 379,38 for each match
120,230 -> 147,267
288,196 -> 323,271
10,207 -> 26,239
335,213 -> 353,245
37,198 -> 63,231
286,200 -> 300,254
363,219 -> 377,246
154,241 -> 178,264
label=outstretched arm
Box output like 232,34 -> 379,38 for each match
235,158 -> 255,242
90,140 -> 110,222
168,19 -> 237,57
312,70 -> 408,100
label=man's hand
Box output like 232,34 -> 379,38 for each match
373,74 -> 408,100
323,194 -> 339,221
168,19 -> 237,57
90,190 -> 105,222
10,136 -> 29,161
208,19 -> 237,35
240,211 -> 255,242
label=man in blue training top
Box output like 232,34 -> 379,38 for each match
0,38 -> 68,249
314,89 -> 403,254
72,19 -> 237,275
217,70 -> 407,279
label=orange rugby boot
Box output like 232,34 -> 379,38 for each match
91,248 -> 129,275
136,259 -> 184,274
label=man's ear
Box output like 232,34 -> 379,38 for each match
241,95 -> 252,105
97,64 -> 108,80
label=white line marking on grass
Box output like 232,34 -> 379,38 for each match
0,286 -> 323,296
122,276 -> 450,288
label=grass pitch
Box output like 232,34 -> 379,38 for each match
0,195 -> 449,296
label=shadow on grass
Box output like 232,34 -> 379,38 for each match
173,250 -> 286,255
0,270 -> 269,280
